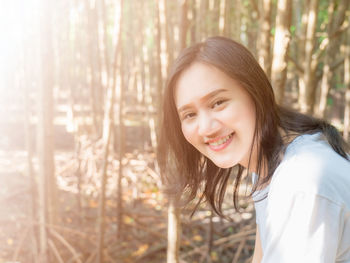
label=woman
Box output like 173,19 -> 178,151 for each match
158,36 -> 350,262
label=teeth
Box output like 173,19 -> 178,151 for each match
209,133 -> 232,146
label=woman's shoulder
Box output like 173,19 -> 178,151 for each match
285,132 -> 348,166
269,132 -> 350,206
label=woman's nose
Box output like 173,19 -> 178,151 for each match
197,113 -> 220,137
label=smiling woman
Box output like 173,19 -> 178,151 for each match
175,62 -> 256,169
158,36 -> 350,263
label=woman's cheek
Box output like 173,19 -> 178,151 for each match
221,105 -> 238,122
181,123 -> 195,144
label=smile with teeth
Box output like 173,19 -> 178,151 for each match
207,132 -> 234,147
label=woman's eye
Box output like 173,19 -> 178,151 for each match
212,99 -> 226,108
183,112 -> 196,120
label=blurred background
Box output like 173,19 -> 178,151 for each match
0,0 -> 349,262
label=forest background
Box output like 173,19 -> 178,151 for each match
1,0 -> 350,262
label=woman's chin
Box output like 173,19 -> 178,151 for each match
212,160 -> 238,169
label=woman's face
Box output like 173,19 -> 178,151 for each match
174,62 -> 257,169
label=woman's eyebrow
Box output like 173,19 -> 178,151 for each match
177,88 -> 229,113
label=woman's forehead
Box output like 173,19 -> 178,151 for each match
174,62 -> 245,109
174,63 -> 224,104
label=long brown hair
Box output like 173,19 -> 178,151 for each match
157,36 -> 349,218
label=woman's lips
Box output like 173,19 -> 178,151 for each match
206,132 -> 234,151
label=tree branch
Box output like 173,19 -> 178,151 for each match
287,53 -> 304,74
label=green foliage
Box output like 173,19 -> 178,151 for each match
319,35 -> 326,44
318,9 -> 329,25
336,82 -> 346,90
327,97 -> 334,106
318,0 -> 331,32
290,25 -> 296,35
334,74 -> 345,90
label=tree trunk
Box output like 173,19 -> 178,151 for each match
246,0 -> 259,53
296,0 -> 309,109
179,0 -> 189,50
317,0 -> 349,117
24,92 -> 38,262
166,1 -> 176,60
271,0 -> 292,104
233,0 -> 241,41
155,0 -> 164,113
96,0 -> 123,261
219,0 -> 225,35
96,64 -> 113,263
258,0 -> 272,79
22,43 -> 39,263
38,0 -> 56,260
145,50 -> 159,151
116,4 -> 126,240
200,0 -> 209,39
196,0 -> 203,40
344,15 -> 350,141
167,196 -> 181,263
316,0 -> 336,117
211,0 -> 221,35
115,62 -> 125,242
138,1 -> 147,149
190,0 -> 198,44
19,5 -> 39,261
97,0 -> 110,84
162,0 -> 173,72
206,207 -> 214,262
92,1 -> 104,134
223,0 -> 231,37
299,0 -> 319,114
86,0 -> 103,136
159,0 -> 170,78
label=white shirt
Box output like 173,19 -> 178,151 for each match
252,133 -> 350,263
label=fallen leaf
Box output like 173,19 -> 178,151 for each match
192,235 -> 203,242
211,251 -> 218,261
132,244 -> 149,257
89,199 -> 98,208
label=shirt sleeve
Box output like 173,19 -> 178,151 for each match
261,191 -> 344,263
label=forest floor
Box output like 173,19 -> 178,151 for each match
0,147 -> 255,263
